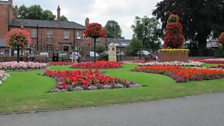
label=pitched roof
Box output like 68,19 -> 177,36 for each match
9,19 -> 86,30
106,38 -> 131,48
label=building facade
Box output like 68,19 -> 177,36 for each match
0,0 -> 105,57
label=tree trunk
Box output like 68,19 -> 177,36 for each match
197,34 -> 207,56
17,45 -> 20,63
93,38 -> 96,63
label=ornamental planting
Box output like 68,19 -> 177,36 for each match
44,69 -> 141,92
71,61 -> 122,69
163,14 -> 185,48
0,62 -> 47,71
4,28 -> 32,62
132,65 -> 224,83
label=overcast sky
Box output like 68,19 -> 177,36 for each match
13,0 -> 161,39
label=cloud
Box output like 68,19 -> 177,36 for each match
14,0 -> 161,39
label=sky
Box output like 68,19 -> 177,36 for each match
13,0 -> 162,39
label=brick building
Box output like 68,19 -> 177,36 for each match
0,0 -> 105,58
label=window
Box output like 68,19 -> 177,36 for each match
76,31 -> 81,40
46,44 -> 52,51
47,29 -> 53,38
96,38 -> 101,42
31,29 -> 37,38
64,31 -> 69,39
63,46 -> 70,52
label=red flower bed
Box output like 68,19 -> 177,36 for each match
44,69 -> 141,92
195,59 -> 224,64
132,65 -> 224,83
48,62 -> 73,66
209,65 -> 224,69
71,61 -> 122,69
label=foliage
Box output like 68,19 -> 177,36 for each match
60,15 -> 68,21
163,14 -> 185,48
98,52 -> 109,61
153,0 -> 224,54
125,38 -> 142,56
217,32 -> 224,45
133,65 -> 224,83
104,20 -> 122,38
4,28 -> 32,48
18,4 -> 68,21
131,16 -> 161,51
95,44 -> 105,54
41,10 -> 55,20
195,59 -> 224,64
84,23 -> 106,38
71,61 -> 122,69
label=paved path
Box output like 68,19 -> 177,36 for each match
1,93 -> 224,126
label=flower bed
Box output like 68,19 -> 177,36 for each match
48,62 -> 73,66
0,61 -> 47,71
140,61 -> 204,67
195,59 -> 224,64
132,65 -> 224,83
0,70 -> 10,85
44,69 -> 141,92
209,65 -> 224,69
71,61 -> 122,69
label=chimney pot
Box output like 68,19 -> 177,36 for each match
57,5 -> 61,21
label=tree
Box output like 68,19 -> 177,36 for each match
105,20 -> 122,38
84,23 -> 106,62
153,0 -> 224,55
125,38 -> 142,56
4,28 -> 32,62
41,10 -> 56,20
60,15 -> 68,21
131,16 -> 161,52
18,4 -> 68,21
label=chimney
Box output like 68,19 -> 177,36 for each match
8,0 -> 13,5
14,6 -> 18,18
85,17 -> 89,26
57,5 -> 61,21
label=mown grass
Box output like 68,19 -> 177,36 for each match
0,64 -> 224,113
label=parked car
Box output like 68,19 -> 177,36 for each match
39,52 -> 49,57
89,51 -> 99,57
137,50 -> 151,56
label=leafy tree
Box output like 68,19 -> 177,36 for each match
105,20 -> 122,38
18,4 -> 68,21
131,16 -> 161,52
41,10 -> 55,20
153,0 -> 224,55
125,38 -> 142,56
60,15 -> 68,21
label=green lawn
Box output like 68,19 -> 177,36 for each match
0,64 -> 224,113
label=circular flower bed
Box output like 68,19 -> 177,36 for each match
44,69 -> 141,92
0,61 -> 47,71
0,70 -> 10,85
71,61 -> 122,69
